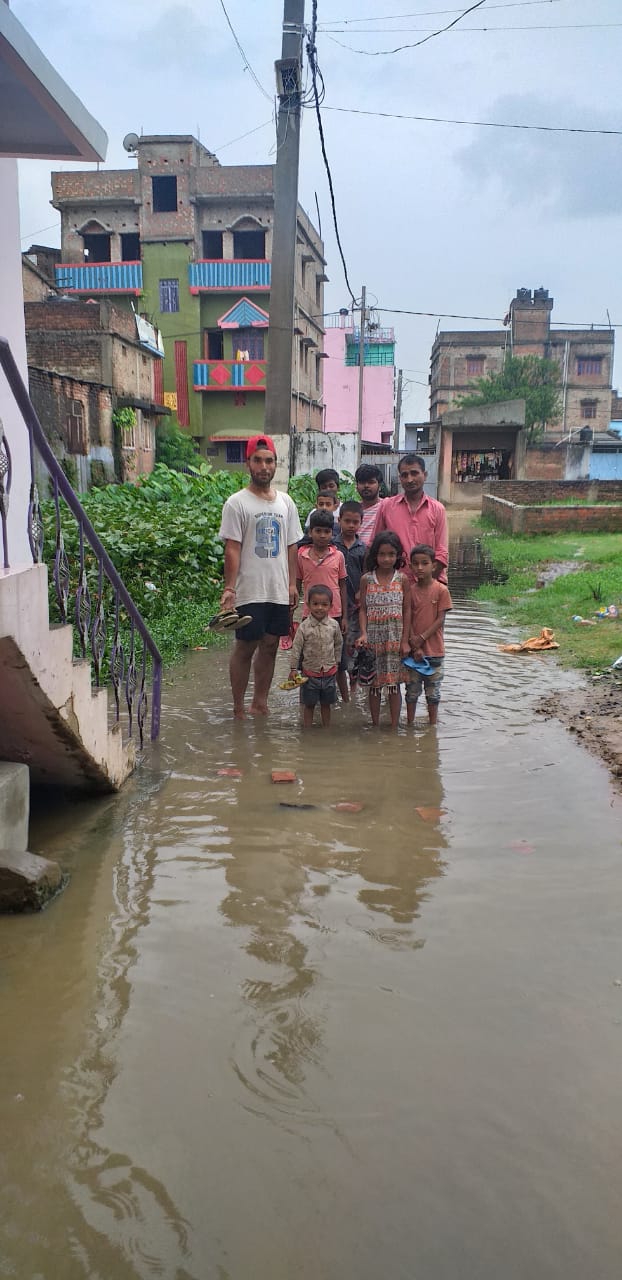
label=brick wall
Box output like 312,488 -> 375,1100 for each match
482,489 -> 622,534
28,366 -> 115,483
485,480 -> 622,503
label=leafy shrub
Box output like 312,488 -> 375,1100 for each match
155,420 -> 199,470
288,470 -> 357,522
41,463 -> 247,664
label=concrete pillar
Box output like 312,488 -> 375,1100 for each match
0,159 -> 33,567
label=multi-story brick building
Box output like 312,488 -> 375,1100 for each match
430,287 -> 614,440
24,295 -> 166,488
51,134 -> 326,468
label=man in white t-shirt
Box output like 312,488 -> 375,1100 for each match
219,434 -> 302,717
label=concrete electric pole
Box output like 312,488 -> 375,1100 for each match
356,285 -> 367,466
264,0 -> 305,473
394,368 -> 403,451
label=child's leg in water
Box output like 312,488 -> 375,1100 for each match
388,686 -> 401,730
369,687 -> 381,726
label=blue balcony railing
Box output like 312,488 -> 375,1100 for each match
55,262 -> 143,294
189,260 -> 271,292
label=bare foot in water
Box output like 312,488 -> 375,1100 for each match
249,702 -> 269,716
233,706 -> 246,720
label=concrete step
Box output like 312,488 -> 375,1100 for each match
0,565 -> 135,791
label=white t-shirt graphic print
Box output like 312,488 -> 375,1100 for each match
219,488 -> 303,606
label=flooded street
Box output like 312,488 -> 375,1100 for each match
2,528 -> 622,1280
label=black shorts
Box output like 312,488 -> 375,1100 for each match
235,601 -> 290,642
300,673 -> 338,707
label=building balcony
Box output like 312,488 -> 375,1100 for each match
54,261 -> 143,293
193,359 -> 267,391
188,260 -> 271,292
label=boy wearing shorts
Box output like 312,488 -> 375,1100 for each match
405,543 -> 452,726
289,585 -> 343,727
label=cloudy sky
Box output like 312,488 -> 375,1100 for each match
14,0 -> 622,420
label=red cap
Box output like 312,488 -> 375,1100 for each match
246,434 -> 277,460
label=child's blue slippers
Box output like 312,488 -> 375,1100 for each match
402,656 -> 435,676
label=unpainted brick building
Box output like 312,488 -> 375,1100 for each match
430,287 -> 614,440
24,295 -> 167,488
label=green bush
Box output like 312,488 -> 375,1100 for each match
42,463 -> 247,664
41,465 -> 360,668
288,470 -> 357,522
155,420 -> 199,470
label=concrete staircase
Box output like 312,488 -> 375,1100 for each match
0,563 -> 134,791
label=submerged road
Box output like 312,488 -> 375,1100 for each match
1,528 -> 621,1279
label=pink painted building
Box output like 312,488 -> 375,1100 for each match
323,314 -> 396,445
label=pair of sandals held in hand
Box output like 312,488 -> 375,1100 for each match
208,608 -> 252,633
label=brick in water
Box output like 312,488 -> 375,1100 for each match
332,802 -> 363,813
271,771 -> 297,784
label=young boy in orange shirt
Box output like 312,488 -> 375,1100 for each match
296,510 -> 348,699
404,543 -> 452,726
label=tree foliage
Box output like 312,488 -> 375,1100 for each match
457,355 -> 562,442
155,419 -> 199,470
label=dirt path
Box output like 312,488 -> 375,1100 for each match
538,675 -> 622,789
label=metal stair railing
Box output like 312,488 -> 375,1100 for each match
0,337 -> 162,746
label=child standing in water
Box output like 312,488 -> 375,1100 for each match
356,531 -> 411,729
404,543 -> 452,726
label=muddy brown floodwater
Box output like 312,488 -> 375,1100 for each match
1,527 -> 622,1280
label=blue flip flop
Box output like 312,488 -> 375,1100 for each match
402,656 -> 435,676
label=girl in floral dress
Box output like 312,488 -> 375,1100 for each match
357,532 -> 411,728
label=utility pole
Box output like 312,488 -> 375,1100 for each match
356,284 -> 366,466
264,0 -> 305,472
393,368 -> 403,452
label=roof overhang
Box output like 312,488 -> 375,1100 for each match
209,427 -> 252,442
0,2 -> 107,160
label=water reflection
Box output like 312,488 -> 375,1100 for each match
217,722 -> 447,1106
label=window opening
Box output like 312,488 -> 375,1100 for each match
232,327 -> 264,360
202,230 -> 223,258
577,357 -> 603,376
159,278 -> 179,313
580,400 -> 597,420
121,232 -> 140,261
83,233 -> 111,263
233,229 -> 265,259
66,400 -> 87,454
226,441 -> 244,463
205,329 -> 224,360
152,175 -> 178,212
466,356 -> 485,376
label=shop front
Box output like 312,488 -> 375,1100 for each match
437,400 -> 526,506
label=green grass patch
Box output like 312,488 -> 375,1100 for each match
472,519 -> 622,671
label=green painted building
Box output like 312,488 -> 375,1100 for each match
52,135 -> 326,470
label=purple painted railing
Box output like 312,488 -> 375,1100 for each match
0,337 -> 162,746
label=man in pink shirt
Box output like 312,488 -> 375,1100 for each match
371,454 -> 448,584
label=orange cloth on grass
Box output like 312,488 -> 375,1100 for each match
499,627 -> 559,653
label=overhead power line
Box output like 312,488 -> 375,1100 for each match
217,0 -> 273,101
320,0 -> 560,22
306,0 -> 357,304
327,23 -> 622,50
376,307 -> 622,328
20,221 -> 60,244
329,0 -> 488,55
323,104 -> 622,137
